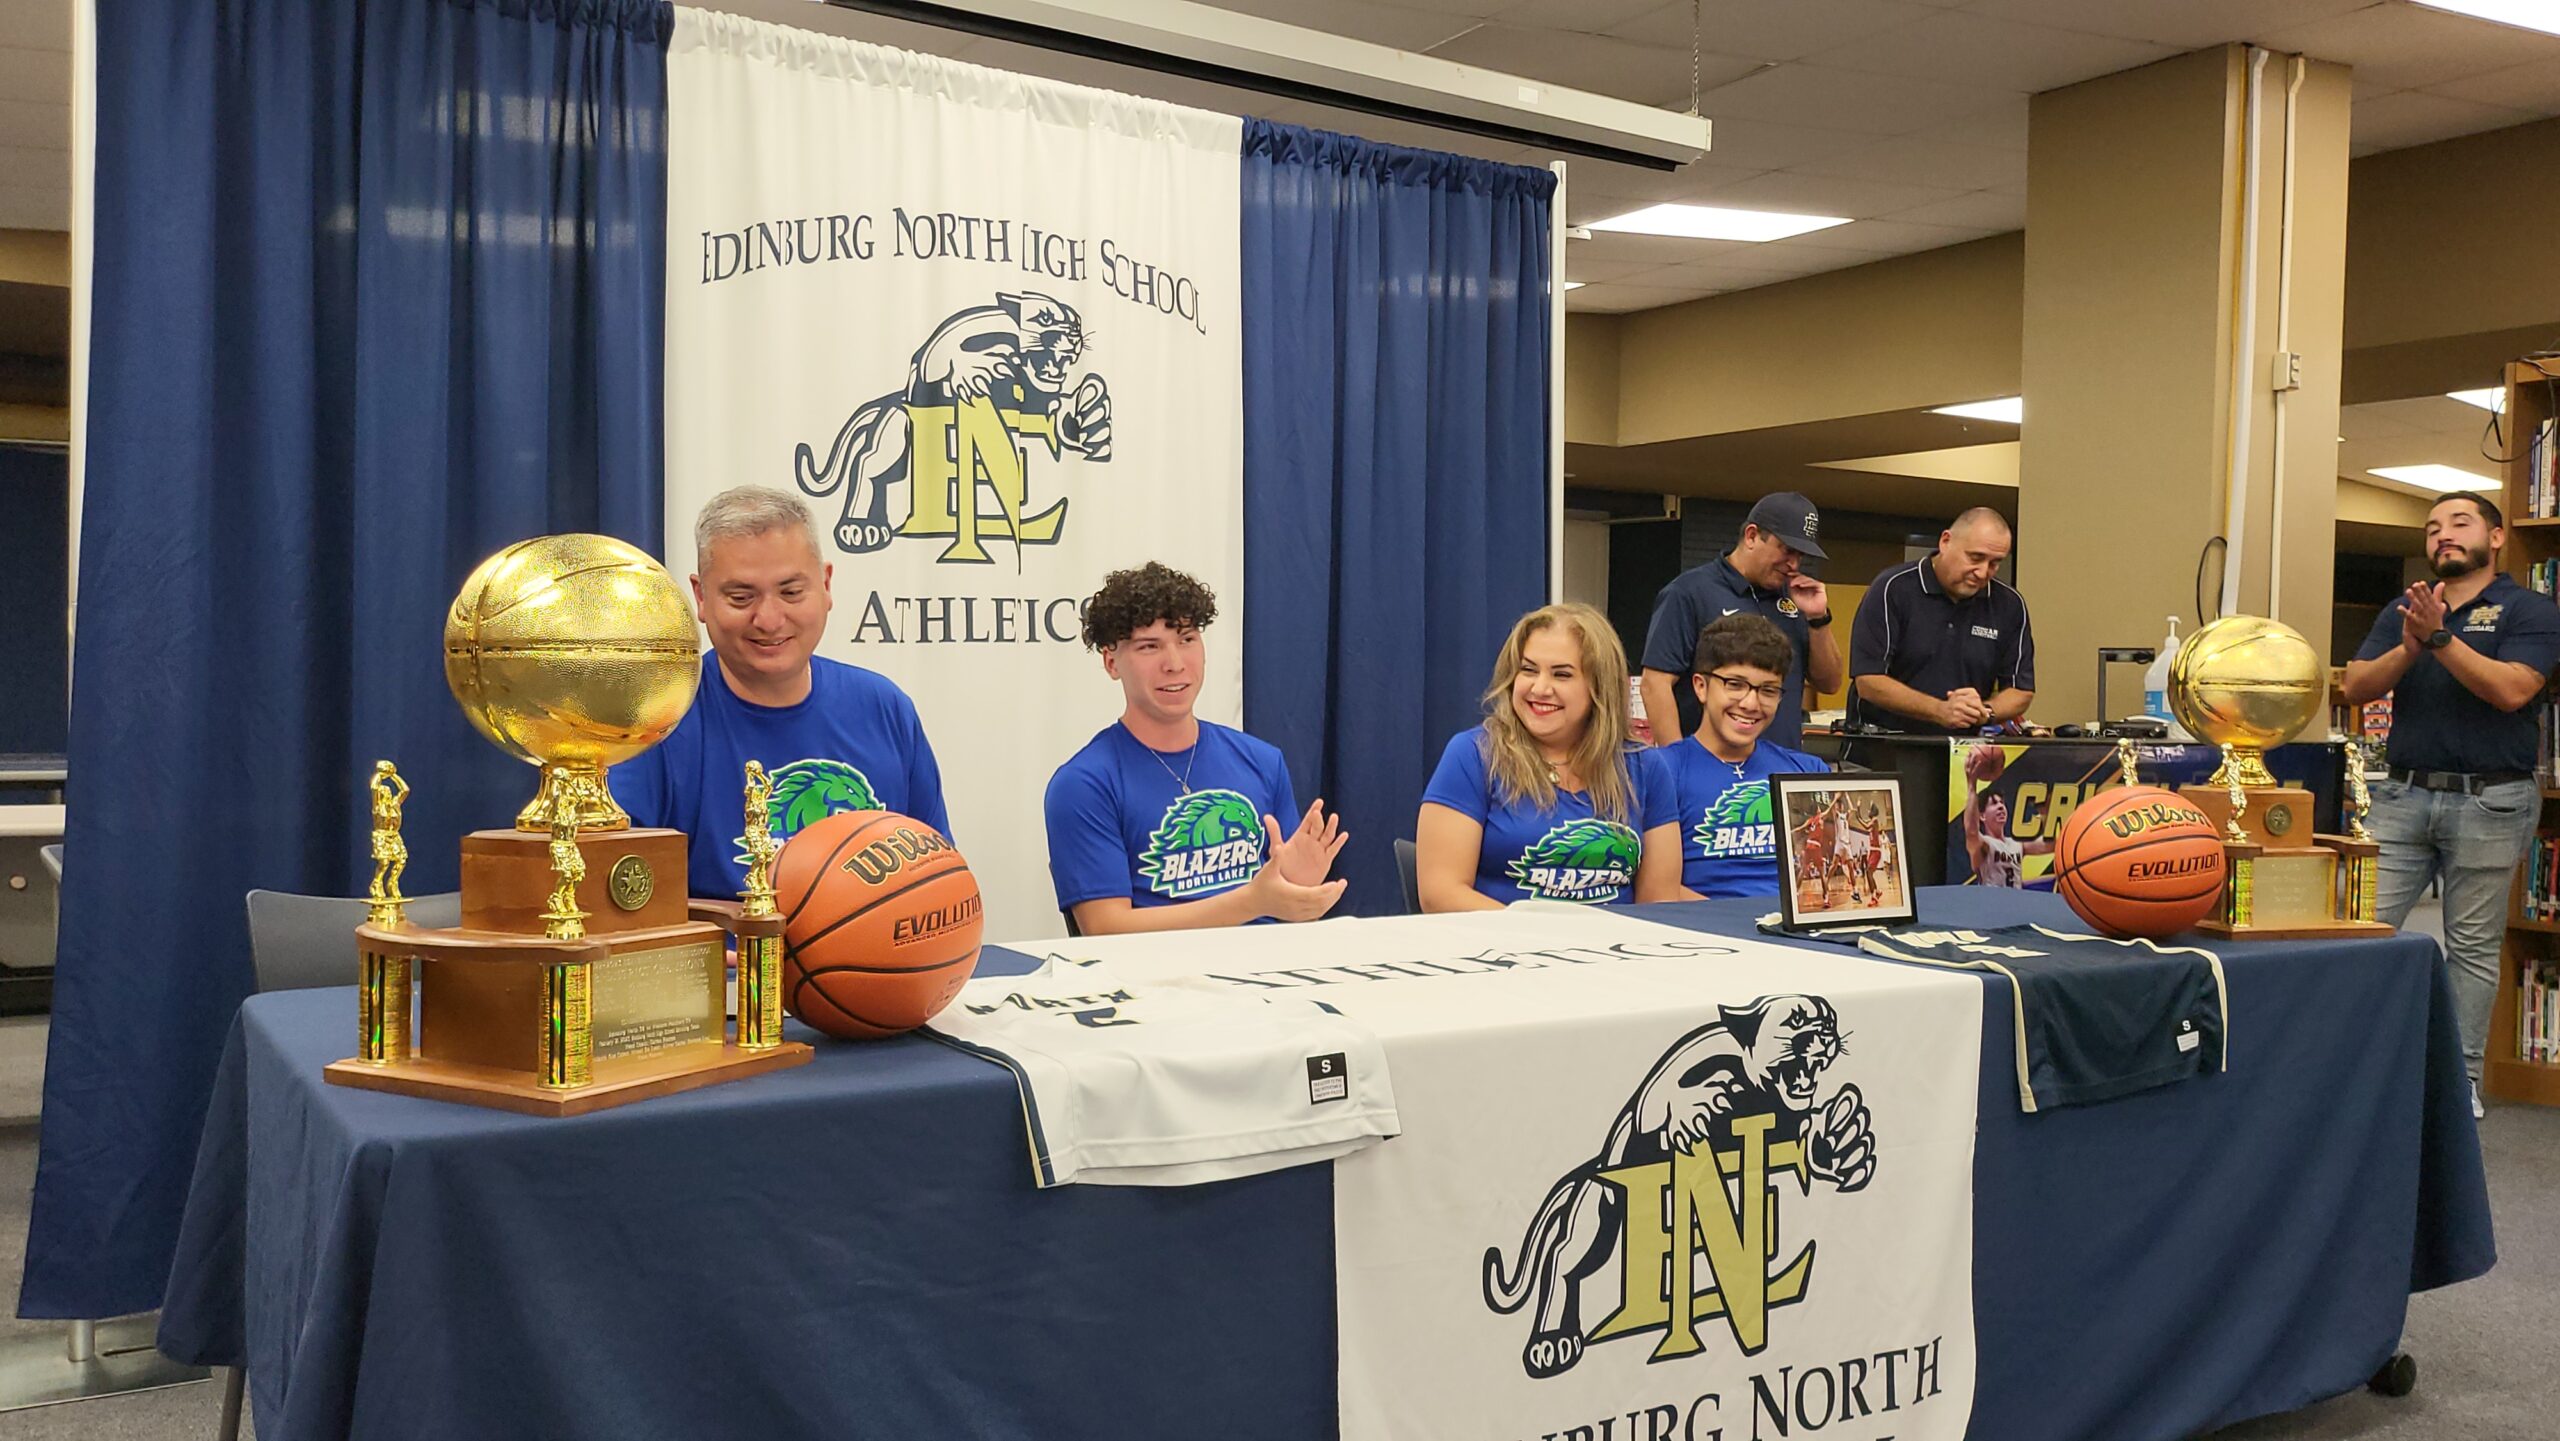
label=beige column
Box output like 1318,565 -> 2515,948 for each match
2018,45 -> 2352,726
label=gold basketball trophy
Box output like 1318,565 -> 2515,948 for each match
2168,616 -> 2390,940
327,534 -> 811,1114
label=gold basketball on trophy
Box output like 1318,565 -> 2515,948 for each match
2167,616 -> 2324,787
444,533 -> 700,829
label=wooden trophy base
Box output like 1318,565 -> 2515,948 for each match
2177,802 -> 2397,941
327,827 -> 810,1114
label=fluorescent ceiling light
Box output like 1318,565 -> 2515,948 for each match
1587,203 -> 1851,243
2446,387 -> 2505,411
2412,1 -> 2560,39
2369,463 -> 2496,492
1931,396 -> 2023,425
1562,281 -> 1585,291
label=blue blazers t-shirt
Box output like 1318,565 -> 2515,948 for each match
618,654 -> 953,900
1044,721 -> 1299,915
1641,738 -> 1828,899
1421,728 -> 1676,905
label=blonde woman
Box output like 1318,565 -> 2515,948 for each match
1416,603 -> 1682,910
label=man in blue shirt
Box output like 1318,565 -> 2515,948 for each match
616,486 -> 952,900
1043,562 -> 1346,934
1847,507 -> 2036,734
1639,492 -> 1841,750
2342,490 -> 2560,1110
1644,615 -> 1828,899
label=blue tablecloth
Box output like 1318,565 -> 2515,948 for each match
158,888 -> 2494,1441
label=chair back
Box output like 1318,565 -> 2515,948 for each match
38,844 -> 61,882
1393,838 -> 1421,916
244,889 -> 462,993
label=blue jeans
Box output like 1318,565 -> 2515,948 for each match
2367,776 -> 2540,1075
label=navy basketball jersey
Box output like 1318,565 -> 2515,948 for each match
1851,923 -> 2227,1113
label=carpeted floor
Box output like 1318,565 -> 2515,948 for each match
0,1029 -> 2550,1440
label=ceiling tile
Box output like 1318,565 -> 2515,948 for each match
1570,282 -> 1723,312
1692,116 -> 1879,169
1498,0 -> 1683,34
0,5 -> 69,53
0,95 -> 64,150
0,143 -> 66,190
1909,96 -> 2029,152
1635,256 -> 1839,288
1567,230 -> 1774,266
2253,3 -> 2560,94
1704,168 -> 1967,217
0,185 -> 66,230
1188,0 -> 1490,53
2351,88 -> 2539,156
1561,157 -> 1767,211
2337,403 -> 2432,442
1806,10 -> 2177,93
2427,56 -> 2560,115
1699,62 -> 2022,136
2360,395 -> 2505,435
1958,0 -> 2365,51
1877,188 -> 2026,230
1611,0 -> 1939,64
1427,24 -> 1758,108
1562,256 -> 1673,284
1791,134 -> 2027,190
1769,216 -> 1997,253
0,43 -> 68,105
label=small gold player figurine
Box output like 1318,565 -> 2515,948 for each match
741,760 -> 779,918
368,761 -> 410,919
2115,738 -> 2141,789
2224,762 -> 2251,846
543,773 -> 592,940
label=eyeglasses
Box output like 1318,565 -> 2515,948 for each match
1708,672 -> 1787,704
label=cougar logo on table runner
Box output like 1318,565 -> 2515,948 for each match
1693,780 -> 1776,859
1139,789 -> 1265,898
1482,995 -> 1876,1377
733,758 -> 882,864
1509,819 -> 1641,902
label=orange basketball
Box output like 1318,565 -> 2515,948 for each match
775,810 -> 984,1039
2053,785 -> 2225,939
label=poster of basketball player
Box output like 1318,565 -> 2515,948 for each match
1772,773 -> 1916,929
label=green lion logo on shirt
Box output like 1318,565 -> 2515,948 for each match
1509,818 -> 1641,902
731,758 -> 882,865
1693,780 -> 1776,860
1139,789 -> 1266,899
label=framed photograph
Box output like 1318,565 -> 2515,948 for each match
1772,773 -> 1916,930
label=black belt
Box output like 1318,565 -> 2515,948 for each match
2388,767 -> 2534,794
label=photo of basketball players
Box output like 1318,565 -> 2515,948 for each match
1772,774 -> 1915,927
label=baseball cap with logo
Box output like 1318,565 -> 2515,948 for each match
1745,492 -> 1827,561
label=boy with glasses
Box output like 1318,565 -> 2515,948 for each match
1642,614 -> 1829,900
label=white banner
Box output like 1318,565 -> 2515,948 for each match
664,11 -> 1245,939
1045,910 -> 1982,1441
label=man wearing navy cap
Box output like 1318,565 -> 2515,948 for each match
2342,490 -> 2560,1115
1638,491 -> 1840,750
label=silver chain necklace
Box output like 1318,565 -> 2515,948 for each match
1136,726 -> 1202,795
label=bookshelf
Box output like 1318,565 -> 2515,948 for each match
2492,359 -> 2560,1105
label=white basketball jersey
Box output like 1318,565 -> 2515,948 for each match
1978,834 -> 2023,888
927,957 -> 1401,1188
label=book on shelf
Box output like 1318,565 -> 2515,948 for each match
2533,417 -> 2560,519
2522,960 -> 2559,1066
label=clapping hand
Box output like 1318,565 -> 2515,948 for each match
1274,799 -> 1347,886
2400,581 -> 2447,652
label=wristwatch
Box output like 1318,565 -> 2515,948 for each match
2422,628 -> 2453,651
1807,613 -> 1834,630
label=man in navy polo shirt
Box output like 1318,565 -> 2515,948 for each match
2342,490 -> 2560,1111
1847,507 -> 2036,734
1638,491 -> 1841,749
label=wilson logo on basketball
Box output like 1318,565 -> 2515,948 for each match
2101,801 -> 2212,840
841,826 -> 957,885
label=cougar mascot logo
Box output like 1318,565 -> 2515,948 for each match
1139,789 -> 1266,899
1509,818 -> 1641,903
1482,995 -> 1875,1378
795,292 -> 1112,557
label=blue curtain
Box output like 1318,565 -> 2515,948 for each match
1239,121 -> 1554,917
23,0 -> 671,1320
